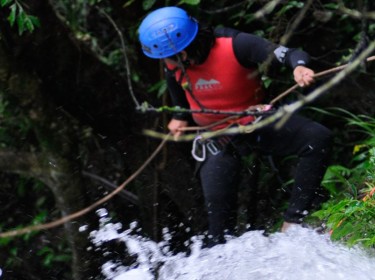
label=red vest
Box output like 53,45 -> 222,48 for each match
169,37 -> 264,130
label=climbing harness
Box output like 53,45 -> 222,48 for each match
191,135 -> 221,161
190,105 -> 274,161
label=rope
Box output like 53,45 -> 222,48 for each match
270,55 -> 375,104
5,59 -> 374,239
144,51 -> 375,143
0,134 -> 170,238
179,55 -> 375,133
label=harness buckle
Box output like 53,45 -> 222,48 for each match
206,140 -> 221,155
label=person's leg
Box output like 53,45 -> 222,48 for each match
245,114 -> 333,226
282,120 -> 332,225
199,149 -> 242,245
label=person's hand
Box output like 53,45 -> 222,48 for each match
293,65 -> 315,87
168,119 -> 188,140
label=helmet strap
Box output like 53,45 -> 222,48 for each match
163,30 -> 205,109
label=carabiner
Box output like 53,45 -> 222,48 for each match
191,135 -> 206,162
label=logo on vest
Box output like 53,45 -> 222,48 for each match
195,78 -> 222,91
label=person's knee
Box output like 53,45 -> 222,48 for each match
310,123 -> 332,142
205,190 -> 237,211
300,123 -> 333,155
315,125 -> 333,152
319,125 -> 333,142
199,154 -> 242,195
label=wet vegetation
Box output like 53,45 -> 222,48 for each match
0,0 -> 374,279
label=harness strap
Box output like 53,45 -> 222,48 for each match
191,135 -> 232,162
190,105 -> 273,161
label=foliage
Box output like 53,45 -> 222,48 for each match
0,176 -> 71,273
1,0 -> 375,279
0,0 -> 40,35
313,110 -> 375,247
37,244 -> 72,268
0,92 -> 33,149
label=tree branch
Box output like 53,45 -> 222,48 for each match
144,45 -> 375,142
337,0 -> 375,20
0,149 -> 52,178
82,170 -> 139,205
0,134 -> 169,238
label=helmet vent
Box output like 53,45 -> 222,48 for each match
176,32 -> 181,38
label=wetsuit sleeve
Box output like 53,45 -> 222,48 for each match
232,32 -> 310,69
164,66 -> 191,120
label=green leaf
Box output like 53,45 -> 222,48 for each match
24,17 -> 34,32
29,15 -> 41,28
3,1 -> 40,34
324,3 -> 339,10
37,246 -> 53,256
17,12 -> 26,35
8,3 -> 17,26
179,0 -> 200,5
123,0 -> 136,8
330,221 -> 354,241
261,76 -> 272,89
0,236 -> 12,246
43,253 -> 54,266
157,82 -> 167,98
1,0 -> 13,7
32,210 -> 48,224
142,0 -> 156,10
346,229 -> 364,246
147,80 -> 167,98
52,254 -> 71,262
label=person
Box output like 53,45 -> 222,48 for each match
138,6 -> 332,246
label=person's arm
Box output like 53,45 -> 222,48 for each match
232,32 -> 314,87
164,65 -> 190,138
164,65 -> 190,119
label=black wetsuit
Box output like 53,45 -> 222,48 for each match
165,27 -> 332,244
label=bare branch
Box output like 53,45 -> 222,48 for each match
279,0 -> 314,45
199,1 -> 249,15
253,0 -> 284,19
0,149 -> 52,178
97,7 -> 141,108
337,0 -> 375,20
82,170 -> 139,205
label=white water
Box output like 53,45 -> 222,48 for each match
89,209 -> 375,280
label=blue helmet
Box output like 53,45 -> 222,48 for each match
138,6 -> 199,59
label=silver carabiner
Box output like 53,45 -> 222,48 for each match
191,135 -> 206,162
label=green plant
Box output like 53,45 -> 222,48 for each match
1,0 -> 40,35
0,94 -> 33,149
0,177 -> 72,271
313,110 -> 375,247
37,245 -> 71,268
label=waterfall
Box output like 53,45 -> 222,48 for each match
88,209 -> 375,280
